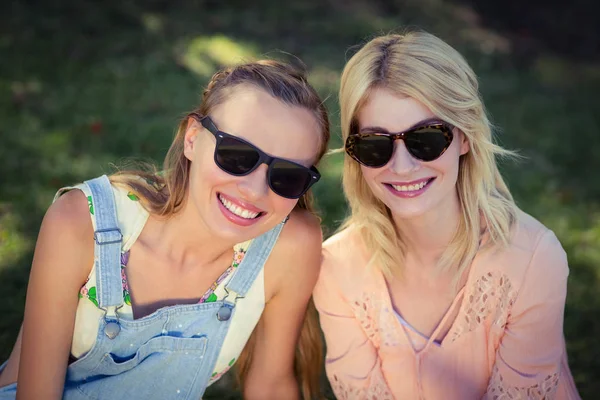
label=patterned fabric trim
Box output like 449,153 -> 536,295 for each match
484,365 -> 560,399
448,271 -> 517,343
331,370 -> 394,400
77,187 -> 250,310
79,247 -> 248,308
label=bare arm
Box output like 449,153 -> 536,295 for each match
243,210 -> 322,400
17,190 -> 94,399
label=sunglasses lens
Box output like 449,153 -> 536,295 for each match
215,137 -> 260,175
269,160 -> 314,199
405,126 -> 451,161
351,135 -> 394,167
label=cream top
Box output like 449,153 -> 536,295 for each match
57,183 -> 263,385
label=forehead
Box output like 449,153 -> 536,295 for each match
209,85 -> 321,165
358,87 -> 435,131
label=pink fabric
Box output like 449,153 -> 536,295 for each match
313,211 -> 581,400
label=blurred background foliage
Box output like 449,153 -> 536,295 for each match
0,0 -> 598,398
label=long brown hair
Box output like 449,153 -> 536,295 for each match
110,60 -> 330,398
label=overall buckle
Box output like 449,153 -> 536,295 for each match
94,228 -> 123,245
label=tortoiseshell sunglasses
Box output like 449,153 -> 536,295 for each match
345,120 -> 454,168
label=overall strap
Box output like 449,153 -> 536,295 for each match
84,175 -> 124,309
224,221 -> 285,299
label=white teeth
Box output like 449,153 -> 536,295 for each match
218,195 -> 260,219
391,180 -> 428,192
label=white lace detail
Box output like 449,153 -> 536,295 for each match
331,371 -> 394,400
485,365 -> 560,399
350,293 -> 382,347
350,292 -> 401,348
449,272 -> 517,343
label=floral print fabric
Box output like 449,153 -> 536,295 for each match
77,189 -> 249,316
79,248 -> 248,310
66,183 -> 258,386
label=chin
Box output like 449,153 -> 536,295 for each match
389,207 -> 432,221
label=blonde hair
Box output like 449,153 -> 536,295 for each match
110,60 -> 329,399
339,31 -> 518,285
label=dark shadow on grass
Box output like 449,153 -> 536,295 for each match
446,0 -> 600,63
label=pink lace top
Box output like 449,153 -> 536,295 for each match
313,211 -> 581,400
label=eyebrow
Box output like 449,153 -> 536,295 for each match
359,117 -> 444,134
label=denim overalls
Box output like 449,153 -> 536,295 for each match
0,175 -> 284,399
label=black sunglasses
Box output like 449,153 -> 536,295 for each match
189,113 -> 321,199
345,120 -> 454,168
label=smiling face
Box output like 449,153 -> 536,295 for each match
183,84 -> 321,242
357,87 -> 469,222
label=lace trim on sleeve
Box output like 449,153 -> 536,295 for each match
448,272 -> 516,343
350,291 -> 404,348
485,365 -> 560,399
350,293 -> 382,346
331,370 -> 394,400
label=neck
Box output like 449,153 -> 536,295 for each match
146,198 -> 235,269
393,191 -> 462,269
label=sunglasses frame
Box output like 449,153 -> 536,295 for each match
345,121 -> 454,168
188,113 -> 321,199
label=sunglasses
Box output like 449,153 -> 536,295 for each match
189,113 -> 321,199
345,120 -> 454,168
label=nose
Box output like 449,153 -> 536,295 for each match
237,164 -> 270,200
388,140 -> 420,174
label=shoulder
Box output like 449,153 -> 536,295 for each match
270,208 -> 322,260
323,224 -> 363,260
47,188 -> 93,236
510,209 -> 567,272
479,209 -> 568,292
318,225 -> 370,294
515,209 -> 568,282
61,177 -> 149,248
280,208 -> 322,246
35,188 -> 94,281
108,179 -> 150,223
263,209 -> 323,299
510,209 -> 554,249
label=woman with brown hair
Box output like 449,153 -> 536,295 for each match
0,60 -> 329,399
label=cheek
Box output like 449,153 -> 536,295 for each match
359,166 -> 389,202
360,166 -> 376,188
189,155 -> 226,193
271,195 -> 298,215
360,166 -> 379,185
429,154 -> 461,186
430,138 -> 463,175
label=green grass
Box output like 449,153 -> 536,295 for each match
1,0 -> 598,397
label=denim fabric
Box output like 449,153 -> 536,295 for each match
0,175 -> 284,399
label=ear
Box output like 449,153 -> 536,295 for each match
458,129 -> 470,156
183,117 -> 199,161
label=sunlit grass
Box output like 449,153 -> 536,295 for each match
0,211 -> 31,272
180,35 -> 259,77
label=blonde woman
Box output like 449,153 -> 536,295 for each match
313,32 -> 580,399
0,60 -> 327,400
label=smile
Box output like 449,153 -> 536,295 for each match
218,194 -> 262,219
385,178 -> 435,198
391,180 -> 428,192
